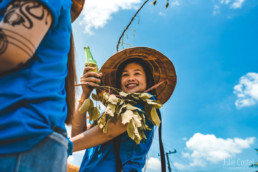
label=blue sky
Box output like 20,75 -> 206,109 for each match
67,0 -> 258,171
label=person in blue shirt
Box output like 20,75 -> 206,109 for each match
71,47 -> 177,172
0,0 -> 84,171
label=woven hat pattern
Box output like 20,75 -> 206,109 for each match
71,0 -> 84,22
100,47 -> 177,104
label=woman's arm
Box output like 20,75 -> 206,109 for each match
71,118 -> 127,152
71,66 -> 128,152
71,67 -> 126,152
0,0 -> 52,72
71,67 -> 102,137
71,93 -> 87,137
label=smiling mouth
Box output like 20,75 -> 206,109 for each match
126,83 -> 138,89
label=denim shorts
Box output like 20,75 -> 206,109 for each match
0,132 -> 68,172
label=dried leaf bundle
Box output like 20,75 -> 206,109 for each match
79,87 -> 162,144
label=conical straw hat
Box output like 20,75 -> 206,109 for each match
71,0 -> 85,22
99,47 -> 177,104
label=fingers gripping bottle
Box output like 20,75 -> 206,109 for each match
84,46 -> 98,73
79,47 -> 100,114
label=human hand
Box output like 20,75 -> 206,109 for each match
80,66 -> 102,97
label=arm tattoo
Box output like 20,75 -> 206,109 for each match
3,0 -> 51,29
0,29 -> 8,54
0,28 -> 35,56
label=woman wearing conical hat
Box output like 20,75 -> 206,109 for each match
0,0 -> 84,171
71,47 -> 177,172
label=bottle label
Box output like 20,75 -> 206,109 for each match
85,62 -> 98,73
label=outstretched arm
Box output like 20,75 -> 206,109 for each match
0,0 -> 52,72
71,118 -> 127,152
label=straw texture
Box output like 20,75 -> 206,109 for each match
71,0 -> 84,22
99,47 -> 177,104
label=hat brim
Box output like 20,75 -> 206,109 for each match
99,47 -> 177,104
71,0 -> 85,23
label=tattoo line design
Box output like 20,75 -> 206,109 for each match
0,28 -> 35,57
3,0 -> 49,29
0,29 -> 8,54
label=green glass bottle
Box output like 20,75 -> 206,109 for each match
84,46 -> 98,73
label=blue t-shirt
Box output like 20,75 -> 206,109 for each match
79,104 -> 155,172
0,0 -> 72,154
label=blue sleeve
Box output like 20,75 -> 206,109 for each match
2,0 -> 69,28
38,0 -> 70,28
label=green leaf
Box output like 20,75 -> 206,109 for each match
121,110 -> 134,125
138,112 -> 150,130
91,93 -> 99,101
88,107 -> 94,120
119,91 -> 128,98
139,93 -> 153,99
146,99 -> 162,109
150,107 -> 161,127
145,124 -> 152,130
130,94 -> 140,101
101,92 -> 110,104
139,129 -> 147,140
145,104 -> 152,120
90,107 -> 100,121
108,94 -> 120,105
118,103 -> 127,115
126,118 -> 142,144
125,99 -> 137,105
79,98 -> 92,114
98,113 -> 107,129
105,104 -> 116,117
126,103 -> 142,112
135,136 -> 141,144
132,111 -> 142,128
127,121 -> 135,140
103,120 -> 109,133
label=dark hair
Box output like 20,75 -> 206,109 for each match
65,31 -> 76,125
116,58 -> 155,95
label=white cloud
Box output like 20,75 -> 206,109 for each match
171,0 -> 180,6
80,0 -> 141,34
174,162 -> 187,170
230,0 -> 245,9
146,157 -> 161,170
221,0 -> 232,5
216,0 -> 245,13
184,133 -> 255,167
213,5 -> 220,15
158,12 -> 166,16
182,137 -> 187,141
234,72 -> 258,108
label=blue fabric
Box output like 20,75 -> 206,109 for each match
79,101 -> 155,172
67,138 -> 74,157
0,132 -> 68,172
0,0 -> 72,154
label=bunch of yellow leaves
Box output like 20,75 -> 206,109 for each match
79,89 -> 162,144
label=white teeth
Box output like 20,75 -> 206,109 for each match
127,83 -> 137,87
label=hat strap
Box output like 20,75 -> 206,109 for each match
143,79 -> 169,93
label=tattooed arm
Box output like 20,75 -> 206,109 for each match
0,0 -> 52,72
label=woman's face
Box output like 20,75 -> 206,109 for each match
120,62 -> 147,93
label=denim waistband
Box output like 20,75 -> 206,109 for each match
52,126 -> 67,138
48,132 -> 68,148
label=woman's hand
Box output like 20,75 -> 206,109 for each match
80,66 -> 102,97
72,67 -> 101,137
